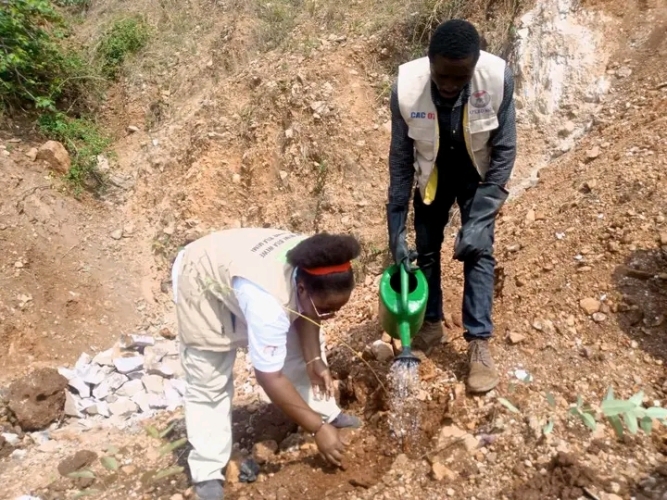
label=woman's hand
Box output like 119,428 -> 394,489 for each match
306,358 -> 335,400
314,423 -> 344,466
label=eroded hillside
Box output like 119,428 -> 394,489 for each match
2,0 -> 667,498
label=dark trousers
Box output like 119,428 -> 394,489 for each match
413,181 -> 495,341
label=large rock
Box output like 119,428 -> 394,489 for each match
7,368 -> 68,431
36,141 -> 71,174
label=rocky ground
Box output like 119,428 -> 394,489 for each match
2,0 -> 667,498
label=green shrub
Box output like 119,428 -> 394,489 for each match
0,0 -> 85,111
97,17 -> 150,78
38,112 -> 111,192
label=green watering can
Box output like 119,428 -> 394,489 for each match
378,263 -> 429,363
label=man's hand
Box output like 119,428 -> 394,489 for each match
387,203 -> 419,273
453,183 -> 508,261
307,358 -> 335,401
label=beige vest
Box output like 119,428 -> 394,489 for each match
397,51 -> 506,205
176,228 -> 305,351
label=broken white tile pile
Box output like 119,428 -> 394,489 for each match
58,334 -> 186,420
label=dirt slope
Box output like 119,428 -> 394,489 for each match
2,0 -> 667,499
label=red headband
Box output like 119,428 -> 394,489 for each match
302,262 -> 352,276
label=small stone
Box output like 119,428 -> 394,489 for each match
26,148 -> 38,161
170,495 -> 184,500
92,348 -> 115,366
381,332 -> 392,344
127,125 -> 140,133
160,327 -> 176,340
580,297 -> 601,315
142,374 -> 164,394
279,170 -> 288,181
660,233 -> 667,246
82,364 -> 106,386
85,401 -> 110,417
92,373 -> 128,400
232,173 -> 241,184
64,391 -> 83,418
120,334 -> 155,349
508,332 -> 526,345
110,229 -> 123,240
113,354 -> 145,374
252,440 -> 279,464
631,340 -> 639,349
370,339 -> 394,362
585,146 -> 601,161
68,378 -> 91,398
36,141 -> 71,173
525,209 -> 536,223
592,312 -> 607,323
131,391 -> 151,412
147,362 -> 175,378
11,449 -> 27,460
58,450 -> 98,476
1,433 -> 20,446
75,353 -> 93,370
116,379 -> 145,398
108,397 -> 138,417
431,462 -> 457,481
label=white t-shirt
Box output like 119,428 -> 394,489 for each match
232,276 -> 290,373
172,249 -> 291,373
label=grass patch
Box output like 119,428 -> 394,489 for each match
255,0 -> 302,51
0,0 -> 91,112
38,112 -> 112,193
97,16 -> 151,78
368,0 -> 525,72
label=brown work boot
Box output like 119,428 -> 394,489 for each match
411,320 -> 447,355
466,339 -> 499,393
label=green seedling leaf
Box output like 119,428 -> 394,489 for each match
159,422 -> 176,439
145,425 -> 160,439
67,469 -> 96,479
497,397 -> 521,414
73,489 -> 101,498
543,419 -> 554,435
629,391 -> 644,406
546,392 -> 556,408
152,466 -> 185,481
645,407 -> 667,420
624,411 -> 639,435
608,415 -> 625,439
604,386 -> 615,401
601,399 -> 637,417
105,445 -> 120,455
641,416 -> 653,434
580,411 -> 597,431
100,456 -> 119,471
159,437 -> 188,456
576,395 -> 583,408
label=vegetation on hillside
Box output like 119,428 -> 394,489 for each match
1,0 -> 149,193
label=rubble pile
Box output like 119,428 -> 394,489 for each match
57,334 -> 186,422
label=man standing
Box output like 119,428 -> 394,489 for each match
386,19 -> 516,393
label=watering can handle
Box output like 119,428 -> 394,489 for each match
400,262 -> 409,313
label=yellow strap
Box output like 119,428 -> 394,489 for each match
423,111 -> 440,205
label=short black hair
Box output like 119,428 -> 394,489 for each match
428,19 -> 481,61
286,232 -> 361,295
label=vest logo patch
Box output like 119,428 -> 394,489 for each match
471,90 -> 491,108
410,111 -> 436,120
